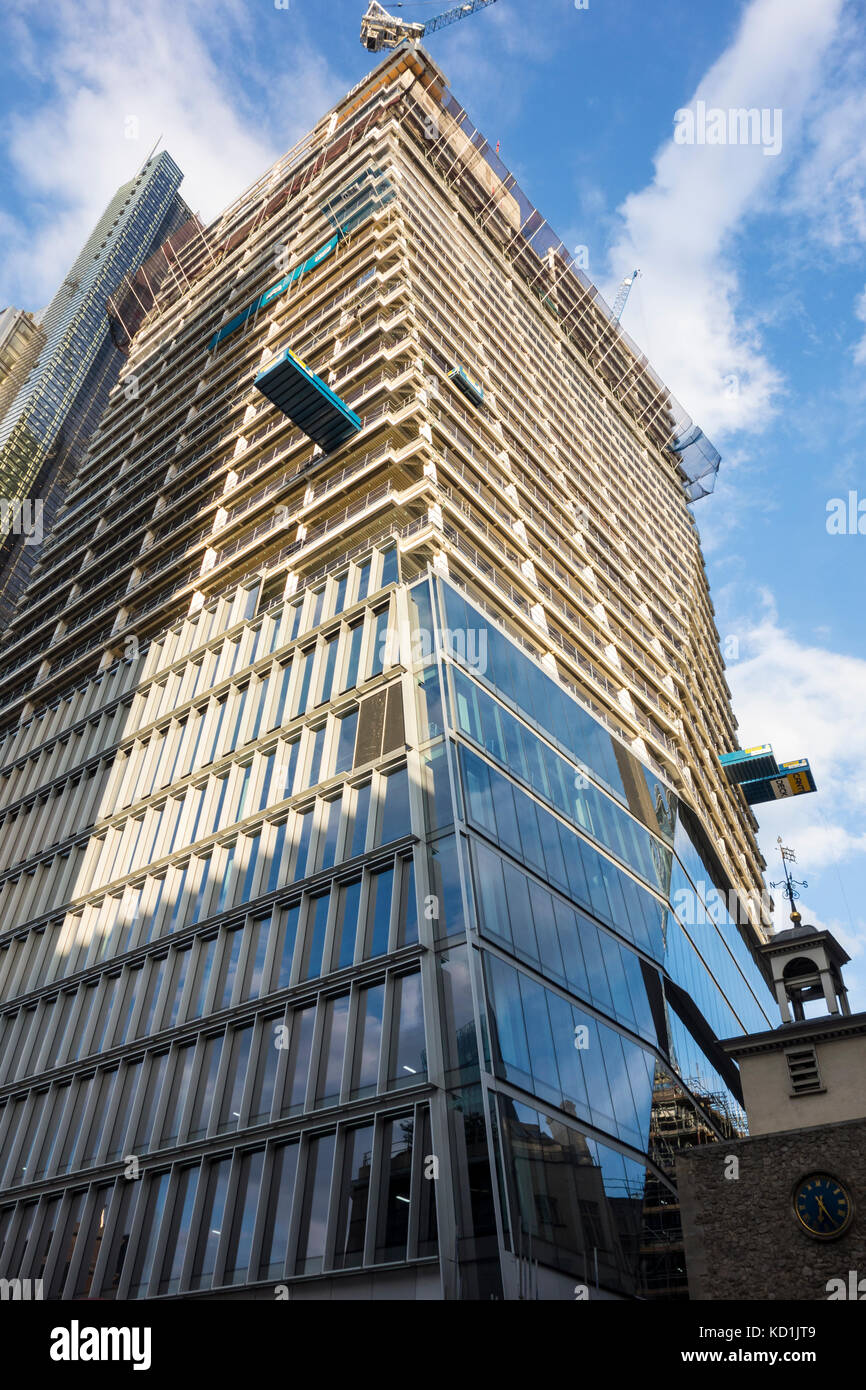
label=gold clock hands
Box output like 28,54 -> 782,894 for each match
815,1195 -> 835,1225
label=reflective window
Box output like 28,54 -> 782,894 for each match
281,1006 -> 315,1115
318,796 -> 342,872
315,994 -> 350,1108
259,1142 -> 299,1280
374,1116 -> 413,1263
217,1024 -> 253,1133
189,1035 -> 222,1141
189,1158 -> 231,1291
158,1166 -> 199,1295
352,983 -> 384,1099
334,709 -> 358,774
379,765 -> 410,845
161,1045 -> 195,1146
128,1172 -> 170,1299
273,905 -> 299,991
365,866 -> 393,958
301,892 -> 330,982
224,1149 -> 265,1285
295,1133 -> 335,1275
332,880 -> 361,972
333,1123 -> 374,1270
389,973 -> 426,1087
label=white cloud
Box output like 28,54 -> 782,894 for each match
606,0 -> 847,438
0,0 -> 346,306
721,591 -> 866,1005
725,594 -> 866,876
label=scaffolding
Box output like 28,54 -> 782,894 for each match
393,56 -> 722,501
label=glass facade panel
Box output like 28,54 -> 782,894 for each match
333,1123 -> 374,1270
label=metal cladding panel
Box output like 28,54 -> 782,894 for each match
254,349 -> 361,452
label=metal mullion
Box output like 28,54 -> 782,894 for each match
42,1188 -> 85,1298
362,1112 -> 388,1267
89,1175 -> 128,1297
0,1199 -> 34,1278
243,1140 -> 274,1286
4,1078 -> 48,1189
211,1147 -> 245,1289
20,1191 -> 59,1282
304,987 -> 326,1112
206,1022 -> 235,1140
62,1179 -> 102,1298
29,995 -> 62,1077
283,1130 -> 311,1280
405,1101 -> 426,1260
236,1007 -> 262,1129
143,1166 -> 179,1300
378,969 -> 399,1095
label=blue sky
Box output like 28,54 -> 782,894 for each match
1,0 -> 865,1006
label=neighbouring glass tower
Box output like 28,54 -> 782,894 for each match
0,151 -> 193,631
0,48 -> 776,1302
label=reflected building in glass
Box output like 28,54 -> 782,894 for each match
0,48 -> 775,1300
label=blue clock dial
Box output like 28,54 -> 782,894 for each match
793,1174 -> 853,1240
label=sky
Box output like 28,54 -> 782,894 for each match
1,0 -> 864,1006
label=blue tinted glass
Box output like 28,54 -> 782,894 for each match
275,905 -> 299,989
241,834 -> 260,901
267,823 -> 287,893
380,546 -> 399,586
293,650 -> 314,717
352,983 -> 384,1097
303,894 -> 330,980
368,609 -> 389,679
379,766 -> 410,845
366,867 -> 393,957
334,880 -> 361,970
519,973 -> 560,1106
319,797 -> 342,871
485,953 -> 531,1087
335,710 -> 358,773
400,858 -> 418,946
293,811 -> 313,880
527,880 -> 565,983
350,784 -> 370,858
342,623 -> 364,693
307,725 -> 326,788
319,637 -> 339,705
334,573 -> 348,615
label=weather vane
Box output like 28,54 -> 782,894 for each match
770,837 -> 808,921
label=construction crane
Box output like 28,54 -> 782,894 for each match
610,268 -> 640,324
360,0 -> 499,52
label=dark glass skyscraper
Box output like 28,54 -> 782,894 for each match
0,49 -> 775,1301
0,151 -> 192,630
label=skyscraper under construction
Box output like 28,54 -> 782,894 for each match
0,47 -> 776,1302
0,151 -> 193,630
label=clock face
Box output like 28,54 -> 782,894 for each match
793,1174 -> 853,1240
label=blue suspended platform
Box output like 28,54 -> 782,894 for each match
254,348 -> 361,453
719,745 -> 817,804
